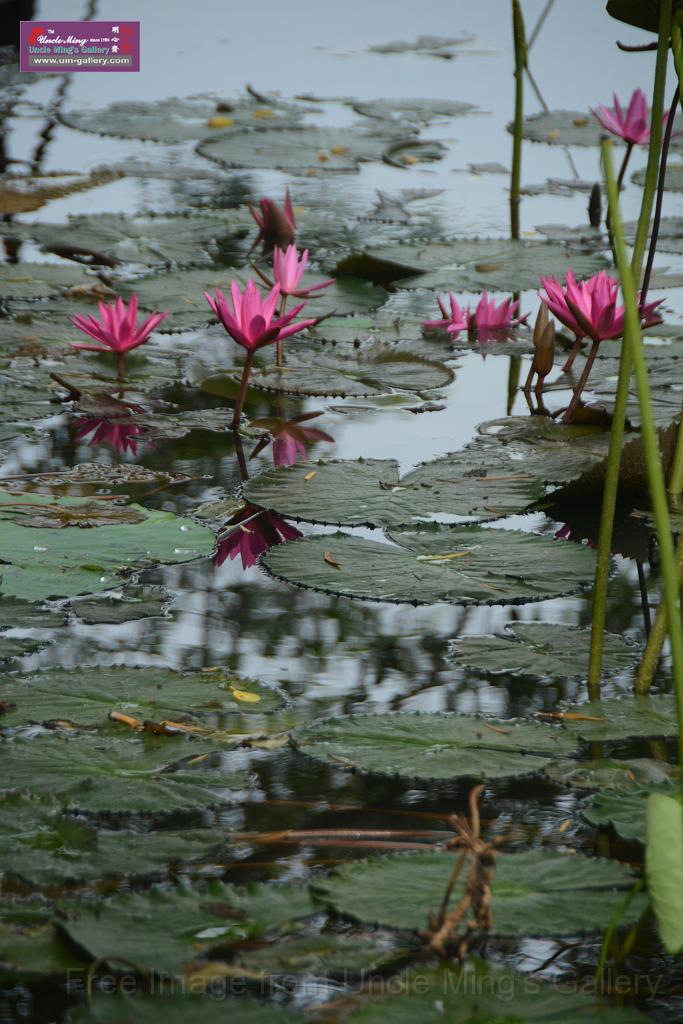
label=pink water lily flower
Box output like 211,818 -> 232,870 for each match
214,506 -> 302,570
424,292 -> 526,342
272,245 -> 335,298
74,416 -> 144,457
70,295 -> 168,376
539,270 -> 663,345
205,280 -> 316,353
249,190 -> 296,254
591,89 -> 666,146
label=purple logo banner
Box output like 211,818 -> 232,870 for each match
20,21 -> 140,72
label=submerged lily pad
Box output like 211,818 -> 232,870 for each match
262,526 -> 596,605
0,794 -> 221,883
0,733 -> 250,812
59,881 -> 314,976
0,665 -> 286,729
198,126 -> 414,174
313,848 -> 645,935
337,238 -> 606,292
292,711 -> 578,782
450,623 -> 639,680
0,499 -> 214,602
344,963 -> 651,1022
243,451 -> 544,527
60,94 -> 313,142
69,585 -> 173,624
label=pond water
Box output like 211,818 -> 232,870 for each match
1,0 -> 683,1021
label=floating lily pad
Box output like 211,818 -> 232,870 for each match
369,33 -> 476,58
344,962 -> 652,1022
59,881 -> 314,976
243,451 -> 544,527
351,97 -> 476,123
60,94 -> 313,142
0,491 -> 146,529
234,929 -> 418,980
0,169 -> 122,216
558,695 -> 678,742
0,794 -> 221,883
337,238 -> 606,292
66,993 -> 301,1023
263,526 -> 596,606
583,786 -> 681,844
27,212 -> 244,268
0,498 -> 214,602
450,623 -> 639,680
633,163 -> 683,191
0,262 -> 97,300
543,758 -> 679,791
292,711 -> 578,782
0,597 -> 64,661
0,733 -> 249,812
0,897 -> 89,978
518,109 -> 611,147
0,316 -> 79,365
0,665 -> 286,729
313,847 -> 645,935
623,216 -> 683,255
198,126 -> 412,174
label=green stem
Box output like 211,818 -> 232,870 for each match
603,138 -> 683,765
507,354 -> 521,415
635,535 -> 683,693
116,352 -> 125,379
670,404 -> 683,495
667,17 -> 683,496
276,293 -> 287,368
510,0 -> 526,241
587,0 -> 671,695
232,350 -> 254,430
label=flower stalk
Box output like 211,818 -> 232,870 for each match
602,138 -> 683,749
510,0 -> 526,240
587,0 -> 671,694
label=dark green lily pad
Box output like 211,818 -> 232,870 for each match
27,212 -> 244,268
337,238 -> 606,292
197,126 -> 413,174
0,598 -> 65,661
59,881 -> 314,976
0,665 -> 286,729
583,786 -> 681,844
0,497 -> 214,602
0,733 -> 250,812
450,623 -> 639,679
262,526 -> 596,605
0,262 -> 97,300
233,927 -> 418,979
0,794 -> 221,883
65,993 -> 300,1023
243,451 -> 544,527
0,897 -> 89,978
59,94 -> 313,142
559,696 -> 678,742
344,962 -> 652,1022
543,758 -> 679,791
292,711 -> 578,782
313,847 -> 645,935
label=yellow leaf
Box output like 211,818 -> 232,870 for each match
207,115 -> 234,128
324,550 -> 341,569
304,470 -> 317,482
230,687 -> 261,704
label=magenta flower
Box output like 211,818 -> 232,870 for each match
539,270 -> 663,345
205,280 -> 315,353
423,292 -> 526,342
70,295 -> 168,376
591,89 -> 666,146
214,506 -> 301,570
272,245 -> 335,299
249,190 -> 296,254
74,416 -> 144,457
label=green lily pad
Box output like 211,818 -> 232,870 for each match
450,623 -> 639,679
633,163 -> 683,191
65,993 -> 301,1023
0,732 -> 250,812
559,695 -> 678,742
583,786 -> 681,844
368,33 -> 476,58
519,109 -> 616,147
262,526 -> 596,605
243,451 -> 544,527
543,758 -> 679,791
336,237 -> 607,292
197,126 -> 412,174
292,711 -> 578,782
0,496 -> 215,602
646,792 -> 683,953
351,97 -> 476,123
59,881 -> 314,976
69,585 -> 173,624
59,94 -> 313,142
0,597 -> 65,661
0,262 -> 97,300
623,216 -> 683,255
344,962 -> 652,1022
313,848 -> 645,935
0,665 -> 286,729
0,316 -> 80,366
27,212 -> 244,268
0,794 -> 222,883
0,897 -> 89,978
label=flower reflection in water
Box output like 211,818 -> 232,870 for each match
74,415 -> 147,457
251,411 -> 334,467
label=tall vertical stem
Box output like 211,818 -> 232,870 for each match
635,536 -> 683,693
587,0 -> 671,695
232,350 -> 254,430
276,294 -> 287,368
640,86 -> 679,307
510,0 -> 526,241
603,139 -> 683,762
